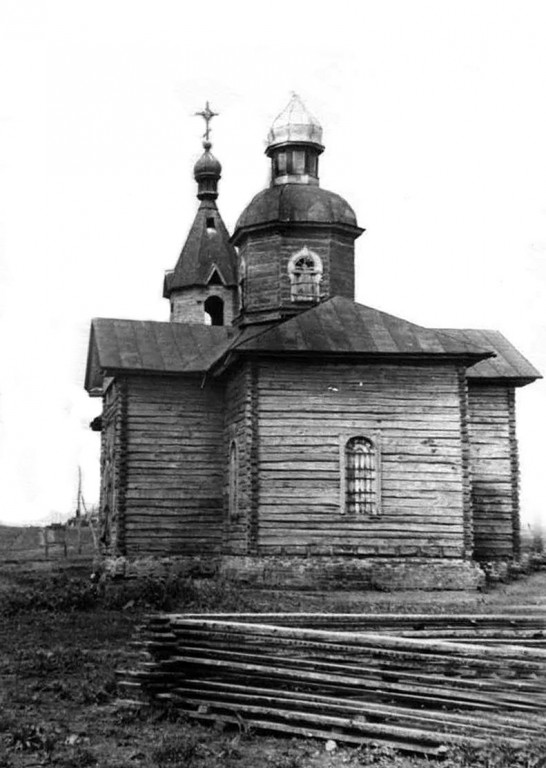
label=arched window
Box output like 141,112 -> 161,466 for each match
288,247 -> 322,303
228,440 -> 239,518
343,436 -> 379,515
204,295 -> 224,326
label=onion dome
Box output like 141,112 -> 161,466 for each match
265,94 -> 325,186
194,140 -> 222,200
267,93 -> 323,151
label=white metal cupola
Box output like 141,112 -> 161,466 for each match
266,93 -> 324,187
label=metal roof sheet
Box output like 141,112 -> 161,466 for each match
232,297 -> 494,360
439,329 -> 542,382
85,319 -> 235,391
233,184 -> 361,242
85,302 -> 541,393
163,198 -> 238,295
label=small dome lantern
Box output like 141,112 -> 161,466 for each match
266,94 -> 325,187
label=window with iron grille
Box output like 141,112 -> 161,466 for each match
342,436 -> 379,515
288,247 -> 322,302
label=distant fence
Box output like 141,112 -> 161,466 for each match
0,524 -> 96,571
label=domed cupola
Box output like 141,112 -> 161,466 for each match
266,93 -> 324,186
232,95 -> 364,326
193,140 -> 222,199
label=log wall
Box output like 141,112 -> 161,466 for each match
467,384 -> 519,561
223,363 -> 253,554
239,227 -> 355,322
122,375 -> 225,556
254,360 -> 469,558
99,381 -> 123,555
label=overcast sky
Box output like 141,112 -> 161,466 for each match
0,0 -> 545,527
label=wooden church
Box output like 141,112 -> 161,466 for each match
85,95 -> 541,589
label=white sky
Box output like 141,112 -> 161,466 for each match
0,0 -> 544,527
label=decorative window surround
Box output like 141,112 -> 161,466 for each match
288,247 -> 323,303
228,439 -> 239,519
339,433 -> 381,515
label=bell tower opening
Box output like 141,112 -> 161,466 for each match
204,295 -> 224,326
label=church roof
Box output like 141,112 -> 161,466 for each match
85,318 -> 235,392
232,184 -> 360,243
438,329 -> 542,383
163,198 -> 238,296
85,301 -> 540,392
229,297 -> 493,361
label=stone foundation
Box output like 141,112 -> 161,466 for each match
97,555 -> 221,580
99,554 -> 485,591
220,556 -> 484,591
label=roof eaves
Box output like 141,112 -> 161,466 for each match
467,375 -> 541,387
231,219 -> 364,246
84,322 -> 99,393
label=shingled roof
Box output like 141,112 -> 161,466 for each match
438,329 -> 542,384
163,198 -> 238,296
229,297 -> 493,361
85,319 -> 235,392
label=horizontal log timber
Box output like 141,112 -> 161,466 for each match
154,703 -> 451,754
177,679 -> 543,734
144,632 -> 542,676
162,612 -> 546,627
119,613 -> 546,752
258,536 -> 462,547
171,684 -> 543,737
259,508 -> 464,521
160,644 -> 546,704
257,521 -> 464,532
161,636 -> 539,676
167,692 -> 534,746
469,383 -> 517,561
168,620 -> 546,663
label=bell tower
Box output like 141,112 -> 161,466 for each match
163,102 -> 238,326
232,94 -> 364,326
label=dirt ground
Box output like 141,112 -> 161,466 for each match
0,570 -> 545,768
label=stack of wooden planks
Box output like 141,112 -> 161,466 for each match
117,613 -> 546,755
168,612 -> 546,646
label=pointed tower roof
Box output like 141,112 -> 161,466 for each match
164,198 -> 237,294
163,103 -> 238,296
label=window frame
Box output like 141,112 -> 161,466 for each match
287,246 -> 323,303
339,432 -> 381,516
228,438 -> 239,520
238,257 -> 246,311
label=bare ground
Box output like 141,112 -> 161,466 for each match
0,569 -> 545,768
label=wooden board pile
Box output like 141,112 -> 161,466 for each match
162,612 -> 546,646
117,613 -> 546,755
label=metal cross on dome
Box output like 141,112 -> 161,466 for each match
195,101 -> 218,142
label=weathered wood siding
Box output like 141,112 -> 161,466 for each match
468,384 -> 519,561
122,375 -> 225,555
255,361 -> 468,558
240,227 -> 355,322
223,362 -> 255,554
99,381 -> 124,555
